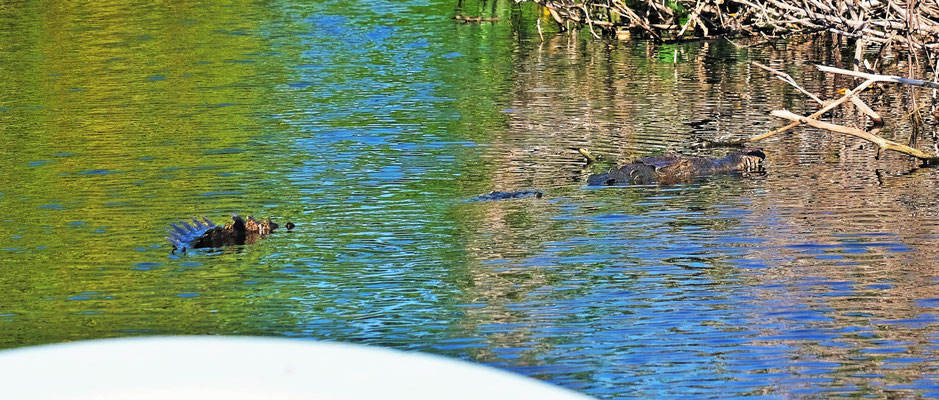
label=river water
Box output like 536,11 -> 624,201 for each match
2,1 -> 939,398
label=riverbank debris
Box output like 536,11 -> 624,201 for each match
513,0 -> 939,60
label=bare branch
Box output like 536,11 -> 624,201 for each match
772,110 -> 938,161
752,61 -> 824,104
817,65 -> 939,89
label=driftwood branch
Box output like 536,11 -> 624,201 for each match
771,110 -> 938,161
844,88 -> 884,125
713,77 -> 877,145
816,65 -> 939,89
728,63 -> 939,164
753,62 -> 824,104
728,63 -> 939,145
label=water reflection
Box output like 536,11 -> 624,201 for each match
1,0 -> 939,398
453,27 -> 939,397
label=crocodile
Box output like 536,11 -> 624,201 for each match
468,190 -> 544,202
587,149 -> 766,186
167,215 -> 293,253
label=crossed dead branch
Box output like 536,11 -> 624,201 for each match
717,63 -> 939,164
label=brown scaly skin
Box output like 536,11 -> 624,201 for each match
191,215 -> 280,249
587,149 -> 766,186
170,215 -> 287,253
245,216 -> 278,235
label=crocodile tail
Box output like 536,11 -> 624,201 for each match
190,216 -> 217,230
167,216 -> 216,249
166,229 -> 189,250
167,222 -> 196,248
179,220 -> 196,232
170,223 -> 188,236
191,217 -> 206,230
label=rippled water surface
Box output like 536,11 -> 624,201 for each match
3,1 -> 939,398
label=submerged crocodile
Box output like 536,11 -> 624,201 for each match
167,215 -> 293,253
468,190 -> 544,202
587,149 -> 766,186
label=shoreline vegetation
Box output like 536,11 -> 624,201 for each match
506,0 -> 939,63
455,0 -> 939,165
